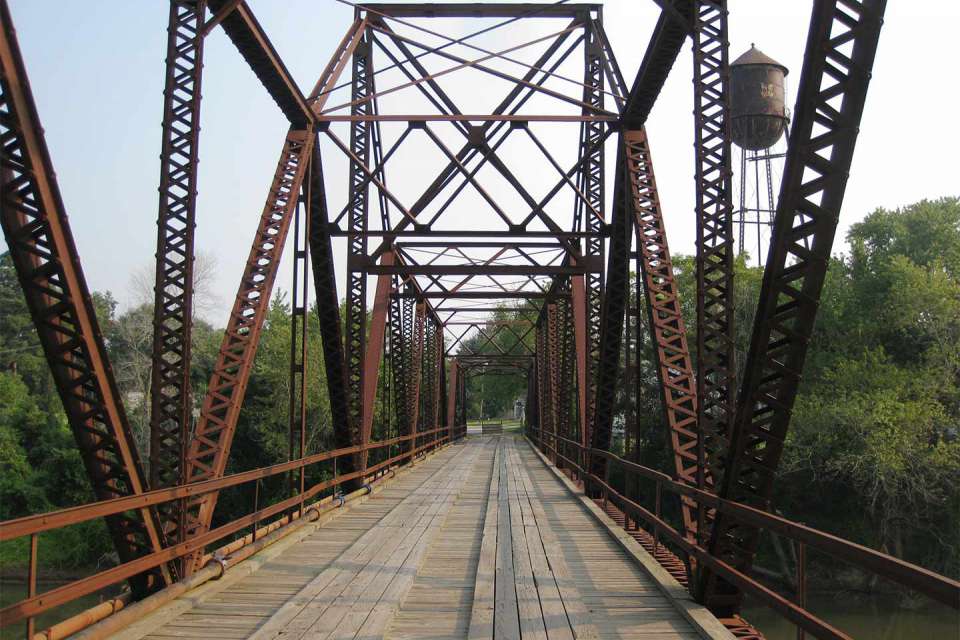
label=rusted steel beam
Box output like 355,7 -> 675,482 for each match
622,0 -> 694,129
361,264 -> 594,276
360,253 -> 394,467
343,28 -> 374,463
445,358 -> 458,436
0,0 -> 169,595
182,129 -> 313,571
588,142 -> 630,477
206,0 -> 313,126
360,3 -> 599,19
691,0 -> 733,542
703,0 -> 887,615
624,128 -> 700,542
305,143 -> 354,476
317,114 -> 616,122
149,0 -> 207,559
579,20 -> 604,443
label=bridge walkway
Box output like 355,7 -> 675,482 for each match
114,435 -> 725,640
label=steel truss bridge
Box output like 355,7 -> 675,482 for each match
0,1 -> 957,639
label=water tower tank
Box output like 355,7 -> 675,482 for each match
730,45 -> 788,150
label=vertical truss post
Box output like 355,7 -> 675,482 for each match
0,2 -> 169,594
344,28 -> 373,456
571,278 -> 589,448
149,0 -> 207,556
624,128 -> 700,542
446,357 -> 457,439
183,129 -> 313,571
390,283 -> 410,450
421,319 -> 436,434
703,0 -> 886,614
546,302 -> 560,459
432,318 -> 444,437
557,291 -> 576,453
691,0 -> 734,513
589,141 -> 631,475
578,16 -> 605,445
410,302 -> 425,450
288,190 -> 309,500
360,253 -> 393,470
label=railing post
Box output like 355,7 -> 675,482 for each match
252,479 -> 261,543
25,533 -> 37,640
796,541 -> 807,640
654,479 -> 662,554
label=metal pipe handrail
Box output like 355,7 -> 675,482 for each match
527,426 -> 960,610
0,427 -> 446,541
0,431 -> 454,626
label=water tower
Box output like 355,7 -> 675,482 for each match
730,45 -> 789,265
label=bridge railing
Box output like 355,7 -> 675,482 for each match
0,427 -> 458,635
528,426 -> 960,640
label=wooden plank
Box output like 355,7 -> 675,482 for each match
467,439 -> 502,639
493,439 -> 521,640
352,444 -> 484,638
506,439 -> 575,640
318,443 -> 481,638
247,445 -> 472,639
509,438 -> 599,640
507,442 -> 548,640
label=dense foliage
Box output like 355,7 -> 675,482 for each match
0,197 -> 957,584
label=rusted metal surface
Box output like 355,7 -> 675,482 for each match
149,0 -> 207,562
183,129 -> 313,570
703,0 -> 888,614
623,128 -> 700,541
0,0 -> 168,595
691,0 -> 734,548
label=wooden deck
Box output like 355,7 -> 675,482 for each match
115,435 -> 726,640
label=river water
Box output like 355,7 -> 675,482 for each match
742,592 -> 960,639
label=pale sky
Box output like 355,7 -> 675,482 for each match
3,0 -> 958,326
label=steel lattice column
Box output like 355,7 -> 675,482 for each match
692,0 -> 734,504
578,18 -> 605,446
149,0 -> 207,556
390,284 -> 412,451
0,2 -> 170,594
624,128 -> 701,542
703,0 -> 886,614
183,129 -> 313,571
344,31 -> 373,456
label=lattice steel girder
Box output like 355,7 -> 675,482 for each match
206,0 -> 313,126
579,19 -> 605,442
182,129 -> 313,570
691,0 -> 733,504
623,128 -> 701,542
702,0 -> 887,614
149,0 -> 207,554
0,1 -> 169,594
343,28 -> 373,458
